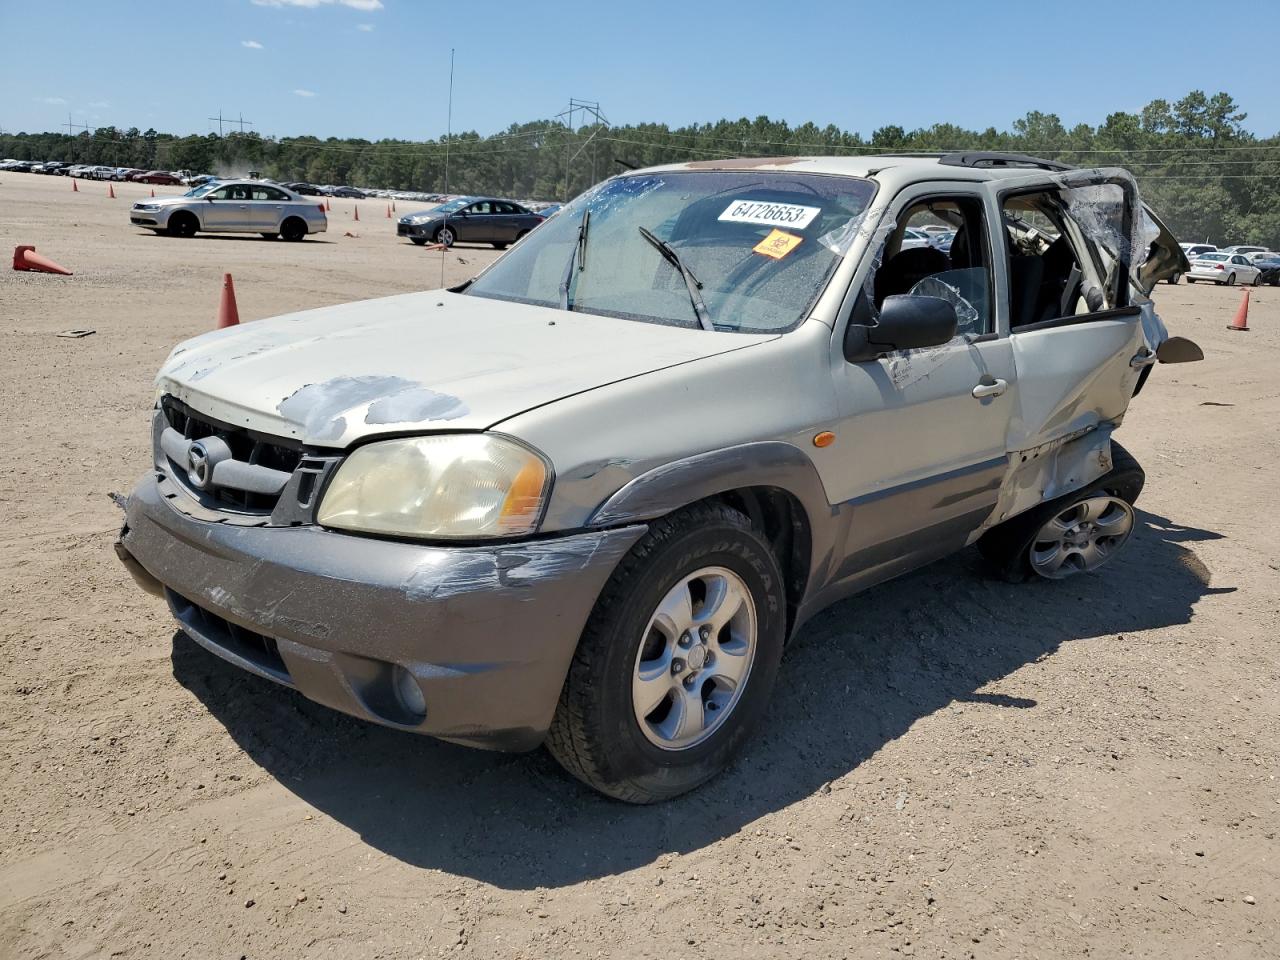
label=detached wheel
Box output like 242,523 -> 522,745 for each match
546,502 -> 786,803
168,212 -> 198,238
978,442 -> 1144,583
434,225 -> 455,248
280,218 -> 307,242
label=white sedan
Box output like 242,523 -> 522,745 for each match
1186,252 -> 1262,286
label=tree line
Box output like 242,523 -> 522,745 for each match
3,90 -> 1276,246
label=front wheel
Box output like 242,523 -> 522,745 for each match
167,212 -> 198,238
546,502 -> 786,803
434,225 -> 455,248
978,442 -> 1144,583
1253,273 -> 1263,287
1167,272 -> 1181,285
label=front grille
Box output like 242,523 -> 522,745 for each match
162,397 -> 302,513
169,590 -> 290,681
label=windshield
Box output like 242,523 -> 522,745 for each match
465,171 -> 877,333
183,182 -> 219,198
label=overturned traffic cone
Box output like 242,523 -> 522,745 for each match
217,273 -> 240,329
13,244 -> 73,275
1228,288 -> 1251,332
107,183 -> 116,199
353,205 -> 359,222
71,178 -> 79,193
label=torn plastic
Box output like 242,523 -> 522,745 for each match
1056,174 -> 1161,286
816,208 -> 873,257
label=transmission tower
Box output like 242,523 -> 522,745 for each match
556,97 -> 609,201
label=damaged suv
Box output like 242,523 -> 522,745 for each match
116,153 -> 1199,802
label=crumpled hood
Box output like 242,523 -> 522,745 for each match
157,290 -> 775,448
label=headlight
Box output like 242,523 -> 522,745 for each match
137,203 -> 159,211
317,434 -> 550,539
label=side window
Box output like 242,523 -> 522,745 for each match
470,201 -> 492,215
856,195 -> 993,337
1001,187 -> 1128,330
208,185 -> 234,200
251,186 -> 288,201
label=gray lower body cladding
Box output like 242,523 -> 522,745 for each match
117,472 -> 646,751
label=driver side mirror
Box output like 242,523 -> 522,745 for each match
844,294 -> 958,363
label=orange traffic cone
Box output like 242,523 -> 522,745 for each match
72,179 -> 79,193
107,183 -> 116,199
12,245 -> 73,275
386,203 -> 391,219
1228,288 -> 1251,332
353,205 -> 359,222
217,273 -> 240,329
325,198 -> 331,212
150,188 -> 155,198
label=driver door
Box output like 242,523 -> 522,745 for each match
823,185 -> 1016,590
203,185 -> 251,231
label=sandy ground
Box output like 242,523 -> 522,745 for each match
0,172 -> 1277,960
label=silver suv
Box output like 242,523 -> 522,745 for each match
129,179 -> 328,240
115,153 -> 1199,802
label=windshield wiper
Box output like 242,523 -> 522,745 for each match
637,226 -> 714,331
559,209 -> 590,310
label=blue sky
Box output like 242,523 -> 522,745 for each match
1,0 -> 1273,141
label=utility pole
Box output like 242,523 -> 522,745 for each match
556,98 -> 608,202
208,112 -> 252,136
62,112 -> 90,136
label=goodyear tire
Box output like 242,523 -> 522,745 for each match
547,502 -> 786,803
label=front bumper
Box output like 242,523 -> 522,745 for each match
117,471 -> 645,750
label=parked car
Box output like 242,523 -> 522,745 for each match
899,226 -> 933,250
1252,254 -> 1280,286
1179,242 -> 1217,258
115,153 -> 1201,802
397,196 -> 545,247
1186,252 -> 1262,286
129,179 -> 327,240
1220,245 -> 1268,257
330,186 -> 367,199
131,170 -> 183,185
1245,250 -> 1275,264
284,181 -> 323,196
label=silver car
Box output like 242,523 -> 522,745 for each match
116,153 -> 1199,802
130,179 -> 328,240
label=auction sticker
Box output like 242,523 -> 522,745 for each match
719,199 -> 820,230
753,229 -> 803,260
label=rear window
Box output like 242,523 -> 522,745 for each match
1199,254 -> 1227,261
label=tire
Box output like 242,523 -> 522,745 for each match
260,232 -> 278,240
515,230 -> 530,242
1187,278 -> 1196,284
546,502 -> 786,803
1167,272 -> 1181,285
1253,273 -> 1263,287
978,442 -> 1145,584
1226,273 -> 1236,286
167,212 -> 198,238
434,225 -> 455,248
491,242 -> 509,250
410,237 -> 427,246
280,218 -> 307,242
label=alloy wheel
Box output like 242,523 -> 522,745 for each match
1029,495 -> 1135,580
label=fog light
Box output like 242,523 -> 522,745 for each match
393,665 -> 427,718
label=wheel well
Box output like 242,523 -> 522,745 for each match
169,210 -> 196,226
714,487 -> 811,640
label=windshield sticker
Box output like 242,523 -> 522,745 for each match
753,229 -> 803,260
719,199 -> 820,230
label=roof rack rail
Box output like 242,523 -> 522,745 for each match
938,152 -> 1075,172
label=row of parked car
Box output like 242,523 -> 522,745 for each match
1175,242 -> 1279,286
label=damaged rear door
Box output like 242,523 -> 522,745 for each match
992,171 -> 1160,523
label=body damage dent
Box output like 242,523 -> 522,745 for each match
983,424 -> 1115,533
277,375 -> 468,444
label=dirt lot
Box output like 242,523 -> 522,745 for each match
1,172 -> 1277,960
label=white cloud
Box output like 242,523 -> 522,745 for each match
356,22 -> 374,30
252,0 -> 383,9
241,39 -> 264,48
88,100 -> 111,109
38,96 -> 68,105
293,88 -> 317,97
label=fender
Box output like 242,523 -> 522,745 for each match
587,441 -> 846,605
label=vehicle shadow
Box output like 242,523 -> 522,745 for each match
138,234 -> 336,245
170,508 -> 1230,890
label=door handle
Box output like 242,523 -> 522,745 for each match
1130,348 -> 1158,369
972,378 -> 1008,399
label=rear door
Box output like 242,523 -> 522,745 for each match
249,184 -> 290,231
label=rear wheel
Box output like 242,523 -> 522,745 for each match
491,241 -> 509,250
167,211 -> 198,238
515,229 -> 530,243
280,218 -> 307,242
546,502 -> 786,803
978,442 -> 1144,583
1167,272 -> 1181,285
1253,272 -> 1263,286
1226,273 -> 1236,286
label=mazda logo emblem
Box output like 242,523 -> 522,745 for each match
187,442 -> 211,489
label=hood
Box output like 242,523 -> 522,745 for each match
138,195 -> 190,206
157,290 -> 776,448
